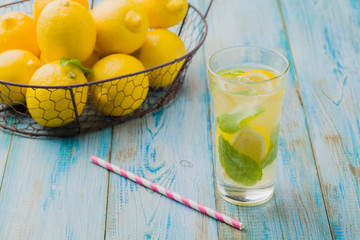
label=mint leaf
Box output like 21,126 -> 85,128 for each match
218,134 -> 262,186
261,124 -> 280,168
216,106 -> 265,133
59,57 -> 93,76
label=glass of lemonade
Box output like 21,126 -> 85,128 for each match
208,46 -> 289,205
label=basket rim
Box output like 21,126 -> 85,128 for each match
0,2 -> 208,89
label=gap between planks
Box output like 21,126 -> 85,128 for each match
0,132 -> 14,196
198,0 -> 229,236
277,0 -> 335,238
201,42 -> 223,239
103,126 -> 114,240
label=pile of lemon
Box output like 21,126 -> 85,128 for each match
0,0 -> 188,127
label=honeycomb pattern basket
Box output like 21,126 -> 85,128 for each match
0,0 -> 211,137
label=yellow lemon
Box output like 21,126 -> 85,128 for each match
241,69 -> 285,99
33,0 -> 89,21
138,29 -> 186,88
231,124 -> 270,164
216,127 -> 235,147
0,50 -> 41,105
0,12 -> 40,56
81,51 -> 100,68
91,0 -> 149,55
88,54 -> 149,116
37,0 -> 96,62
40,51 -> 98,68
39,52 -> 49,64
133,0 -> 188,28
44,51 -> 100,67
240,70 -> 275,82
26,62 -> 88,127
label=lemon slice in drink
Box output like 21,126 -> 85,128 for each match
240,70 -> 275,82
241,69 -> 279,95
231,124 -> 270,164
216,127 -> 236,143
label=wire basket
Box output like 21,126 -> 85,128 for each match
0,0 -> 211,137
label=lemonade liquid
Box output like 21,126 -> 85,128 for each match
209,64 -> 286,204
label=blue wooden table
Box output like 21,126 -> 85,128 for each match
0,0 -> 359,239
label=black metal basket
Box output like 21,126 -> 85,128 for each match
0,0 -> 211,137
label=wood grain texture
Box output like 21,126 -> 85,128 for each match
103,50 -> 219,239
0,131 -> 12,187
0,0 -> 29,197
0,2 -> 108,239
0,1 -> 111,238
0,130 -> 111,240
0,0 -> 35,188
280,0 -> 360,238
0,0 -> 358,239
204,0 -> 332,239
96,0 -> 219,238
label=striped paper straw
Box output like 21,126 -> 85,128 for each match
91,156 -> 244,230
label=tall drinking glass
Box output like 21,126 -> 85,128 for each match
208,46 -> 289,205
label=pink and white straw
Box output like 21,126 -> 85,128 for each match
91,156 -> 244,230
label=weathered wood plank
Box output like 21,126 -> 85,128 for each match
103,48 -> 219,239
280,0 -> 360,238
0,0 -> 353,239
0,130 -> 111,239
94,0 -> 219,238
0,0 -> 31,189
0,1 -> 109,239
204,0 -> 332,239
0,131 -> 12,187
